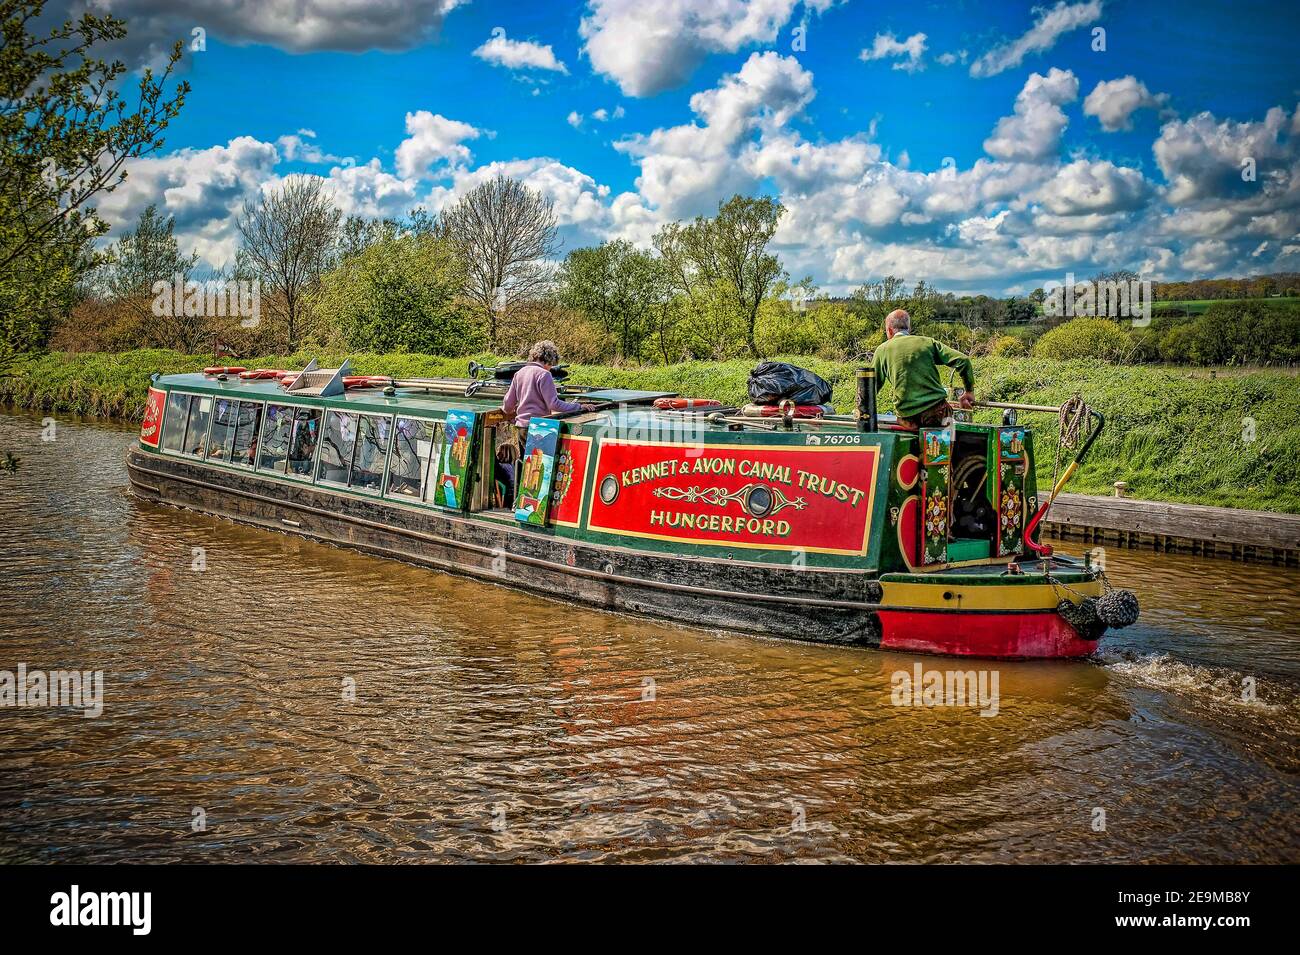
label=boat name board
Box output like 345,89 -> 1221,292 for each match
588,440 -> 880,555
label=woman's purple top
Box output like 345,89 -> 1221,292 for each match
501,362 -> 582,426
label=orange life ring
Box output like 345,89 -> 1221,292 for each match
203,366 -> 246,376
653,397 -> 722,410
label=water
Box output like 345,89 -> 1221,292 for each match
1,411 -> 1296,863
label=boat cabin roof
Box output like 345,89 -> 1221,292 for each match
155,371 -> 1009,436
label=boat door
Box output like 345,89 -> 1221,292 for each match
994,426 -> 1027,556
919,427 -> 952,565
514,418 -> 561,525
431,409 -> 480,510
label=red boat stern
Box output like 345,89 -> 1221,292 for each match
875,569 -> 1105,659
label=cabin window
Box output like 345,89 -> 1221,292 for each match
351,414 -> 391,492
286,407 -> 322,477
230,401 -> 263,467
385,417 -> 437,500
206,398 -> 240,462
257,404 -> 294,473
181,395 -> 214,457
317,410 -> 390,492
317,410 -> 358,486
258,404 -> 319,477
160,392 -> 190,454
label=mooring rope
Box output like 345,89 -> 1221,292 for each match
1047,395 -> 1090,501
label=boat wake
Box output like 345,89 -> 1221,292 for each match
1095,647 -> 1299,721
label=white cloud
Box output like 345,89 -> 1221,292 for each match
472,30 -> 568,73
970,0 -> 1103,78
1154,106 -> 1293,204
570,106 -> 626,130
314,160 -> 421,220
1083,76 -> 1169,131
859,32 -> 927,73
93,47 -> 1300,295
394,111 -> 484,179
579,0 -> 834,97
427,157 -> 619,249
276,129 -> 348,165
1181,238 -> 1234,273
1035,159 -> 1151,215
983,68 -> 1079,163
616,51 -> 815,218
97,136 -> 281,268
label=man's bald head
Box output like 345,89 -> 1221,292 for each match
885,309 -> 911,337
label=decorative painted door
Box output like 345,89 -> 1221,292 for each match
432,409 -> 478,510
996,426 -> 1027,556
514,418 -> 562,525
919,427 -> 952,566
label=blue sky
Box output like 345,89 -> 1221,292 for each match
79,0 -> 1300,295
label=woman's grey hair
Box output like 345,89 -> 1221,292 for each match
528,340 -> 561,365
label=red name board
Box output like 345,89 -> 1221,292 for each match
140,387 -> 165,448
586,439 -> 879,555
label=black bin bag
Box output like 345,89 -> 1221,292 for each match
746,361 -> 833,405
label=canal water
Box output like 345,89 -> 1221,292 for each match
1,411 -> 1296,863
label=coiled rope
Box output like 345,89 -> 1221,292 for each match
1047,394 -> 1091,504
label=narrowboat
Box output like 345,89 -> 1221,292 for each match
126,360 -> 1138,658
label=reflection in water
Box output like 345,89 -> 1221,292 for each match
0,412 -> 1296,863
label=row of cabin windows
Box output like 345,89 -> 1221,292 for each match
159,392 -> 443,503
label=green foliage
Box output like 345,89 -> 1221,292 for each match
755,294 -> 859,359
655,195 -> 785,357
315,233 -> 478,355
989,335 -> 1027,357
914,321 -> 978,354
556,240 -> 667,361
0,0 -> 188,358
1033,318 -> 1136,362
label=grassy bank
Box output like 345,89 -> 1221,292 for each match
3,348 -> 1297,512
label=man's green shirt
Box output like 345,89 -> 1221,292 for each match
872,333 -> 974,419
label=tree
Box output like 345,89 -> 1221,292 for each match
338,207 -> 436,260
0,0 -> 188,370
557,240 -> 668,360
236,176 -> 341,350
438,175 -> 558,348
315,233 -> 477,354
1003,296 -> 1036,326
851,275 -> 908,331
93,204 -> 203,349
656,195 -> 786,358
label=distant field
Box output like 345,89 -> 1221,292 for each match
1034,296 -> 1297,317
1153,297 -> 1297,314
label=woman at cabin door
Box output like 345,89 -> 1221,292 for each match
496,341 -> 597,505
